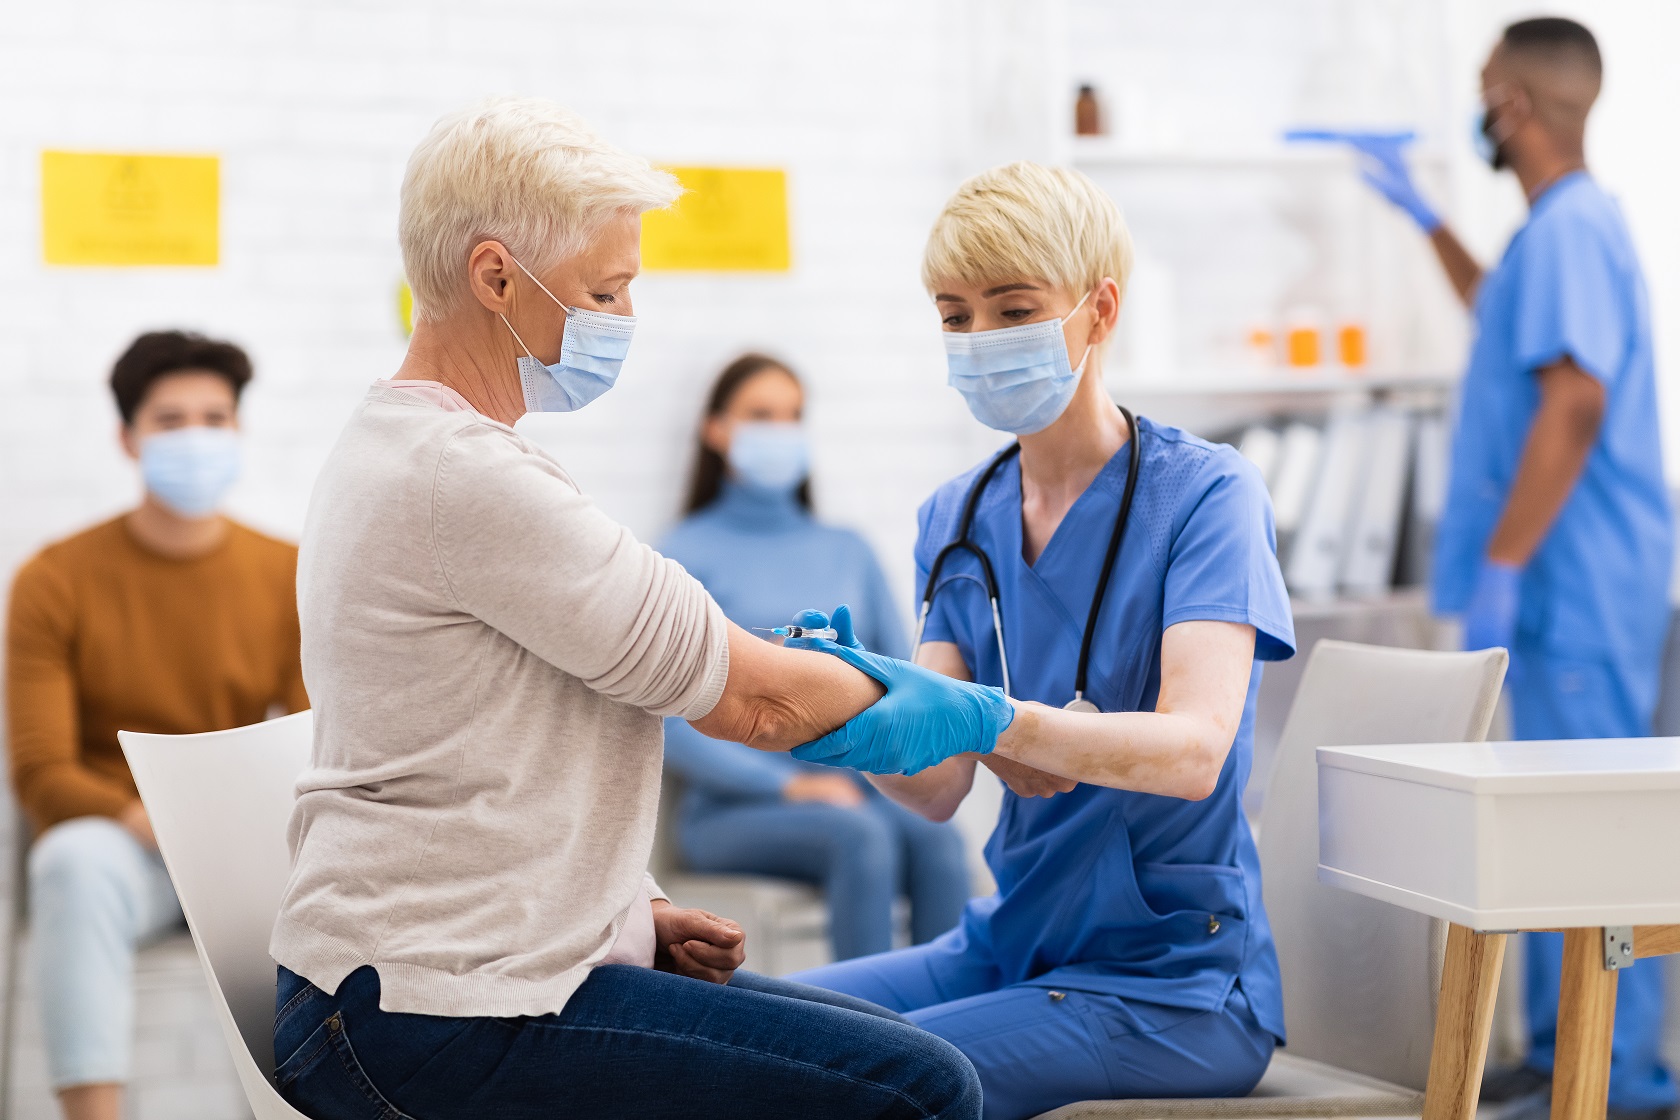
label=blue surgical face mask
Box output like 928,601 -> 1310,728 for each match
139,427 -> 241,518
943,289 -> 1094,435
729,421 -> 809,494
501,256 -> 636,413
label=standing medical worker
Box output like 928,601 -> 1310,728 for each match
1342,18 -> 1673,1118
791,161 -> 1296,1120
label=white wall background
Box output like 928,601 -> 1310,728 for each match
0,0 -> 992,608
3,1 -> 1676,609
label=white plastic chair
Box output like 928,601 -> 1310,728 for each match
118,711 -> 313,1120
1034,639 -> 1508,1120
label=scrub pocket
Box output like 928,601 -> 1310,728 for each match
275,1003 -> 415,1120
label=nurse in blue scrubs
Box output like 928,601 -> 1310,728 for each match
1341,19 -> 1674,1117
790,162 -> 1296,1120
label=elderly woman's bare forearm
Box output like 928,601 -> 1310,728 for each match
688,624 -> 884,751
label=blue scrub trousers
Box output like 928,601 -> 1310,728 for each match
794,939 -> 1275,1120
679,791 -> 970,960
1508,647 -> 1675,1112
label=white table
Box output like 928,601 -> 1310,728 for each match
1317,738 -> 1680,1120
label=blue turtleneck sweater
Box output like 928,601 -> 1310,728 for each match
658,482 -> 908,803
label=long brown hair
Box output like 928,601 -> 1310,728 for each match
683,353 -> 813,515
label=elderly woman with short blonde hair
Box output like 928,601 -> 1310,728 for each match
266,97 -> 1008,1120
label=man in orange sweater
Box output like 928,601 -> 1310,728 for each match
5,331 -> 306,1120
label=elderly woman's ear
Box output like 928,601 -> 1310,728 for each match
465,241 -> 520,316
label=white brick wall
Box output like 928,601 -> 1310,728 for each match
0,0 -> 991,601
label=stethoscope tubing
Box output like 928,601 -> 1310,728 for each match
912,407 -> 1141,709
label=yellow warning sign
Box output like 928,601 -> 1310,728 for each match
642,167 -> 790,272
41,151 -> 220,266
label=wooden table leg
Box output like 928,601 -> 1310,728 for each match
1423,924 -> 1508,1120
1551,928 -> 1619,1120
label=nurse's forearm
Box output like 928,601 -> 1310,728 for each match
993,706 -> 1233,800
1485,358 -> 1605,566
990,620 -> 1256,801
867,756 -> 978,823
1430,224 -> 1484,307
690,623 -> 884,752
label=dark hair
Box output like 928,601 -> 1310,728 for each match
1503,16 -> 1601,77
109,330 -> 253,425
683,353 -> 811,515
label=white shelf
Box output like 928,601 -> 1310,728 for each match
1289,587 -> 1432,622
1110,371 -> 1458,398
1068,137 -> 1451,173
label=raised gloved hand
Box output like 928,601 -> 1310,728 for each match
1285,129 -> 1440,233
1462,559 -> 1521,652
786,606 -> 1014,776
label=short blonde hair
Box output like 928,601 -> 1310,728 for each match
922,162 -> 1134,304
400,97 -> 680,317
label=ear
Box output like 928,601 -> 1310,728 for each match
1088,276 -> 1124,346
119,423 -> 140,462
702,415 -> 731,457
466,240 -> 519,316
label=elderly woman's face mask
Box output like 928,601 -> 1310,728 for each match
500,256 -> 637,413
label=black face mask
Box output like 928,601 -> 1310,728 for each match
1480,108 -> 1508,171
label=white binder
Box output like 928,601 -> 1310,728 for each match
1339,406 -> 1414,596
1286,408 -> 1371,599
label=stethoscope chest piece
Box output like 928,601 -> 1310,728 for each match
1062,697 -> 1101,714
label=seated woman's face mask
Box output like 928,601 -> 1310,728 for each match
942,288 -> 1093,435
500,255 -> 637,413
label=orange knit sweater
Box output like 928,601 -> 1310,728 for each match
5,516 -> 307,830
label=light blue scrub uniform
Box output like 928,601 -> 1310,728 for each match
795,418 -> 1296,1120
1432,171 -> 1675,1110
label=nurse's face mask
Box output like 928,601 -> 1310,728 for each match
1474,85 -> 1520,172
943,288 -> 1095,435
499,254 -> 637,414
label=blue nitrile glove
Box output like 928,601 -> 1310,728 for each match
785,608 -> 1013,777
1284,128 -> 1440,232
789,605 -> 864,651
1462,559 -> 1521,652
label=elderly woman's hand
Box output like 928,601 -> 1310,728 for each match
651,901 -> 746,984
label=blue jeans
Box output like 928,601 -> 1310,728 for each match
1509,647 -> 1675,1111
796,939 -> 1275,1120
28,817 -> 184,1088
680,788 -> 970,959
274,964 -> 981,1119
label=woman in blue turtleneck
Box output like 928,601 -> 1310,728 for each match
659,354 -> 970,961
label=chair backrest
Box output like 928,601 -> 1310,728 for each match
119,711 -> 313,1119
1258,639 -> 1506,1092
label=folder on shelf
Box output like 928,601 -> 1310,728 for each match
1286,408 -> 1370,599
1398,412 -> 1451,587
1237,425 -> 1283,488
1339,406 -> 1413,596
1270,422 -> 1323,540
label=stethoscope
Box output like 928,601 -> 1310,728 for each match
911,407 -> 1142,713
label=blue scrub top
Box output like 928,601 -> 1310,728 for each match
917,417 -> 1295,1041
1434,172 -> 1672,678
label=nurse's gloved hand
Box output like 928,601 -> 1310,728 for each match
1462,559 -> 1521,652
1345,135 -> 1441,233
789,641 -> 1014,776
786,605 -> 864,651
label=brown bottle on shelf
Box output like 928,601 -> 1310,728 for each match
1075,85 -> 1103,136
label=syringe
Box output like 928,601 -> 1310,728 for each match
754,625 -> 839,641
